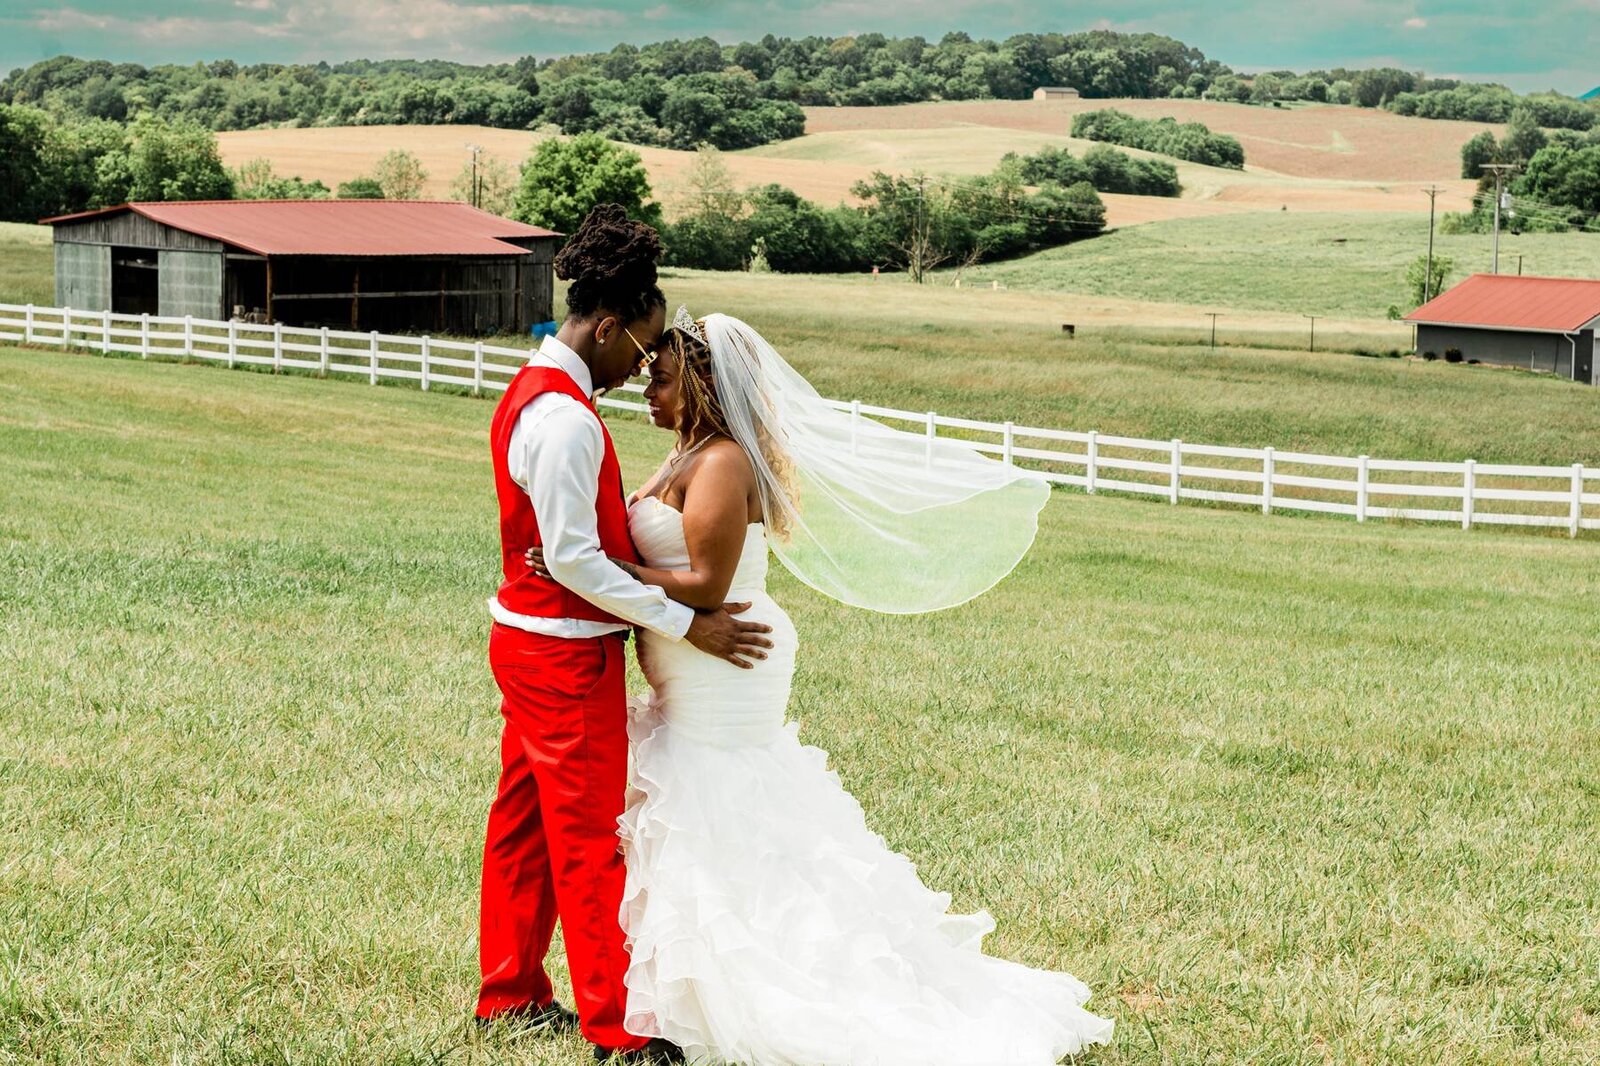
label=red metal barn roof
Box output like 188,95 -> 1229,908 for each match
40,200 -> 560,257
1405,273 -> 1600,333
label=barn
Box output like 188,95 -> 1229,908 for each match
40,200 -> 561,336
1404,273 -> 1600,385
1032,86 -> 1081,101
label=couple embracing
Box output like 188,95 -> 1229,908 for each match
474,204 -> 1114,1065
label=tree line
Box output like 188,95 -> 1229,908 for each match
1452,118 -> 1600,233
520,136 -> 1107,279
6,35 -> 1591,155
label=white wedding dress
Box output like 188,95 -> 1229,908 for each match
616,495 -> 1115,1065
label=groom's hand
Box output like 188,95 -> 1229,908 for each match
687,602 -> 773,669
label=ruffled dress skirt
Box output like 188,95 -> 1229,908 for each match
619,500 -> 1113,1064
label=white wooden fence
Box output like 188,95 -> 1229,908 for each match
3,301 -> 1595,538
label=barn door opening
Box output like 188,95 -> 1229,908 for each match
111,247 -> 158,316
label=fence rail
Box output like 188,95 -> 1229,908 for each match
3,301 -> 1595,538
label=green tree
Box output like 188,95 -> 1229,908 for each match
1502,107 -> 1549,163
512,132 -> 661,233
94,114 -> 233,204
660,145 -> 749,269
0,104 -> 53,221
1407,252 -> 1453,307
231,157 -> 330,199
336,176 -> 386,199
1460,130 -> 1500,178
372,148 -> 427,199
449,152 -> 517,215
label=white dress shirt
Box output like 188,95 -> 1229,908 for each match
487,335 -> 694,641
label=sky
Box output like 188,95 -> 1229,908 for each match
0,0 -> 1594,96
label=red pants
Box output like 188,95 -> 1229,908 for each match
476,623 -> 645,1052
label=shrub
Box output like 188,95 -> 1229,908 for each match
1422,350 -> 1438,361
1444,347 -> 1463,363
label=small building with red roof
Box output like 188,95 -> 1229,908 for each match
1404,273 -> 1599,385
41,199 -> 561,336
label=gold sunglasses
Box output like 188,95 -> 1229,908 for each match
622,326 -> 658,372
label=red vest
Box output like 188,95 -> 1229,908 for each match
491,364 -> 640,625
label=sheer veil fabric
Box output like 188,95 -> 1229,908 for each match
699,313 -> 1051,614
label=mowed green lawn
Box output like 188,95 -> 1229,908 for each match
2,347 -> 1597,1065
658,270 -> 1600,468
959,212 -> 1600,321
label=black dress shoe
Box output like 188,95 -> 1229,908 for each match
592,1037 -> 686,1063
475,999 -> 581,1034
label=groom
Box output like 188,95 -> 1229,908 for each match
477,204 -> 772,1063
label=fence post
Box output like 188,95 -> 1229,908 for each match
1086,431 -> 1098,494
420,336 -> 431,392
184,315 -> 193,358
369,331 -> 379,385
273,321 -> 283,373
227,320 -> 238,369
1262,446 -> 1275,515
1003,421 -> 1015,466
140,313 -> 150,358
23,304 -> 33,344
1462,459 -> 1475,530
101,308 -> 111,354
473,341 -> 484,396
319,326 -> 330,377
924,411 -> 936,468
1572,464 -> 1585,539
1169,439 -> 1181,504
62,307 -> 73,348
1356,454 -> 1369,522
849,400 -> 861,455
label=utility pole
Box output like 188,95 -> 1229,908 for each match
1480,163 -> 1520,275
1204,312 -> 1220,348
1304,314 -> 1320,353
912,173 -> 927,284
466,143 -> 483,209
1422,185 -> 1441,302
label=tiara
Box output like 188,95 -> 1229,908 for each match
673,305 -> 706,345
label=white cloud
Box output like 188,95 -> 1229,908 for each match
1403,16 -> 1427,28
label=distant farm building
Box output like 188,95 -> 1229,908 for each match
1404,274 -> 1600,384
1032,86 -> 1081,101
41,200 -> 561,336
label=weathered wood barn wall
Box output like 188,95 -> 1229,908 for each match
44,201 -> 560,336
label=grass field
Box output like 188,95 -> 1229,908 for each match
4,218 -> 1597,469
658,270 -> 1600,469
0,223 -> 52,307
3,346 -> 1597,1064
956,211 -> 1600,320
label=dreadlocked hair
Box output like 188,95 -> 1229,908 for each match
660,323 -> 799,540
553,203 -> 665,323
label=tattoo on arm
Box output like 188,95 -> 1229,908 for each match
615,559 -> 641,581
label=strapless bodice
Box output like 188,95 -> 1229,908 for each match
627,495 -> 769,598
625,494 -> 795,749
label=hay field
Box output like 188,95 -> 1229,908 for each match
801,98 -> 1501,182
214,96 -> 1488,231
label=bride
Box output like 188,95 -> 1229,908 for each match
528,309 -> 1113,1064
